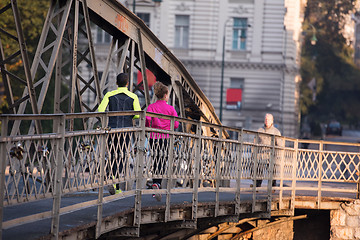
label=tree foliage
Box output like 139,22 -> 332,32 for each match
0,0 -> 49,59
300,0 -> 360,127
0,0 -> 49,113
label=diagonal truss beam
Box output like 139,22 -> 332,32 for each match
10,0 -> 72,135
0,1 -> 42,133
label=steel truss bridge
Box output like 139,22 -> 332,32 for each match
1,0 -> 360,239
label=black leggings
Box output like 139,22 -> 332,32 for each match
108,134 -> 130,188
149,138 -> 168,186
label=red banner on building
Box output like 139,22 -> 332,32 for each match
226,88 -> 242,109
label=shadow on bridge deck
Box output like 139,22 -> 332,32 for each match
3,182 -> 355,240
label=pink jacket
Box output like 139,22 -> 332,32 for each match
145,100 -> 179,139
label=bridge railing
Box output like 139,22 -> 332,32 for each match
0,111 -> 359,237
295,139 -> 360,204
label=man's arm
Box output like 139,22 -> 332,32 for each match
145,104 -> 153,127
132,95 -> 141,119
98,93 -> 109,112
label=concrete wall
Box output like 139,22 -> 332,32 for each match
330,200 -> 360,240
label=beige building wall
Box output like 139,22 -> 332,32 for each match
114,0 -> 306,137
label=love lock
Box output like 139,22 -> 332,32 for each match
104,127 -> 111,133
37,146 -> 49,157
134,146 -> 147,154
96,126 -> 111,133
79,141 -> 93,152
10,142 -> 24,160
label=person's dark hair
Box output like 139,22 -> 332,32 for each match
153,81 -> 168,99
116,73 -> 129,87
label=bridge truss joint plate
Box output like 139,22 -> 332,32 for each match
104,226 -> 140,238
168,220 -> 197,229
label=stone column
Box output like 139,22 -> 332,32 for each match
253,219 -> 293,240
330,200 -> 360,240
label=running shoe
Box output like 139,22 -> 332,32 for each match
108,184 -> 122,195
108,184 -> 116,195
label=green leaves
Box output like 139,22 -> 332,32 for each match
300,0 -> 360,125
0,0 -> 49,113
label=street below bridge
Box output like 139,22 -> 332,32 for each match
325,129 -> 360,143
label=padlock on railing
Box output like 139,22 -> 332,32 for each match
10,142 -> 24,160
79,141 -> 94,153
37,146 -> 49,157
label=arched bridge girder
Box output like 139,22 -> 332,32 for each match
2,0 -> 223,137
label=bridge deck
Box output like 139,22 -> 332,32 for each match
2,180 -> 356,240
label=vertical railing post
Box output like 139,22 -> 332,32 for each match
192,122 -> 202,221
235,128 -> 243,216
252,133 -> 259,213
134,111 -> 146,229
279,137 -> 285,210
51,115 -> 65,239
215,126 -> 223,217
95,114 -> 108,238
317,141 -> 323,209
357,153 -> 360,198
357,143 -> 360,199
291,139 -> 298,214
357,172 -> 360,199
0,117 -> 9,239
267,135 -> 275,213
165,117 -> 175,222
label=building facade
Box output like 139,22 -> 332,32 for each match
104,0 -> 307,137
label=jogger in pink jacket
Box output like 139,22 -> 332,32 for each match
145,81 -> 179,201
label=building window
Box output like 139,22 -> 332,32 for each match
96,27 -> 111,44
175,15 -> 189,48
226,78 -> 244,110
232,18 -> 247,50
137,12 -> 150,27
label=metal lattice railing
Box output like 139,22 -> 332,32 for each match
1,111 -> 360,238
